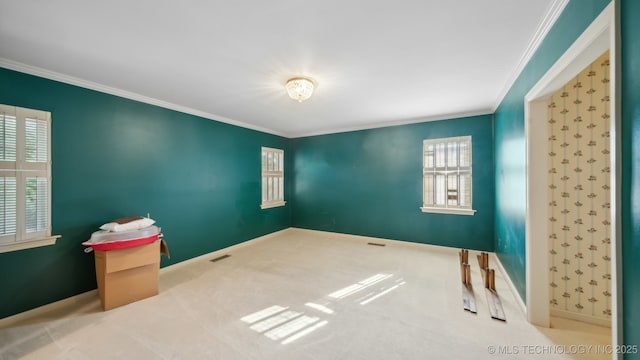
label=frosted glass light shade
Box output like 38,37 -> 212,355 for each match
286,77 -> 314,102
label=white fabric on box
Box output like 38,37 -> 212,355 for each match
100,218 -> 155,232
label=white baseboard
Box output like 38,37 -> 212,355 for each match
492,252 -> 528,317
296,228 -> 531,318
1,227 -> 533,331
0,290 -> 98,329
290,228 -> 460,254
490,252 -> 612,329
159,227 -> 291,274
0,228 -> 292,328
551,308 -> 611,328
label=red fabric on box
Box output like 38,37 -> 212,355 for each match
85,233 -> 160,251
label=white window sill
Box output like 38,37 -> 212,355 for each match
420,207 -> 477,216
260,201 -> 286,209
0,235 -> 61,254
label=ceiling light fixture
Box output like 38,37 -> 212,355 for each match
286,77 -> 315,102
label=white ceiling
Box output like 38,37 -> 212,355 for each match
0,0 -> 563,138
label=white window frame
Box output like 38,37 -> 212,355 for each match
421,135 -> 476,216
0,104 -> 59,253
260,147 -> 286,209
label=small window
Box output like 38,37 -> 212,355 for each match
261,147 -> 285,209
0,104 -> 59,253
422,136 -> 476,215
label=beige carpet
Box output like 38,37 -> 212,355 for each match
0,229 -> 611,359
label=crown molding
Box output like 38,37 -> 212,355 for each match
0,58 -> 494,139
288,109 -> 493,138
1,61 -> 496,140
492,0 -> 570,112
0,58 -> 288,138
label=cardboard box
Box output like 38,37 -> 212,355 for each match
94,240 -> 160,310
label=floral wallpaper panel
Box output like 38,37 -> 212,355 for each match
547,51 -> 611,321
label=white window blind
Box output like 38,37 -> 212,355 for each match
0,104 -> 57,252
261,147 -> 285,209
25,118 -> 48,163
0,114 -> 17,161
0,177 -> 17,236
422,136 -> 475,215
25,176 -> 48,233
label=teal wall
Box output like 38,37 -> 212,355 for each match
621,0 -> 640,356
0,68 -> 290,319
4,3 -> 639,351
493,0 -> 610,300
291,115 -> 495,251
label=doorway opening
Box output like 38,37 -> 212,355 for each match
524,0 -> 620,349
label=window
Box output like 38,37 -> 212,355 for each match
0,104 -> 59,253
422,136 -> 476,215
261,147 -> 285,209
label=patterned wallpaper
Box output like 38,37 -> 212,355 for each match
547,51 -> 611,322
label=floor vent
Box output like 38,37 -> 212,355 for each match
367,242 -> 386,247
210,254 -> 231,262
